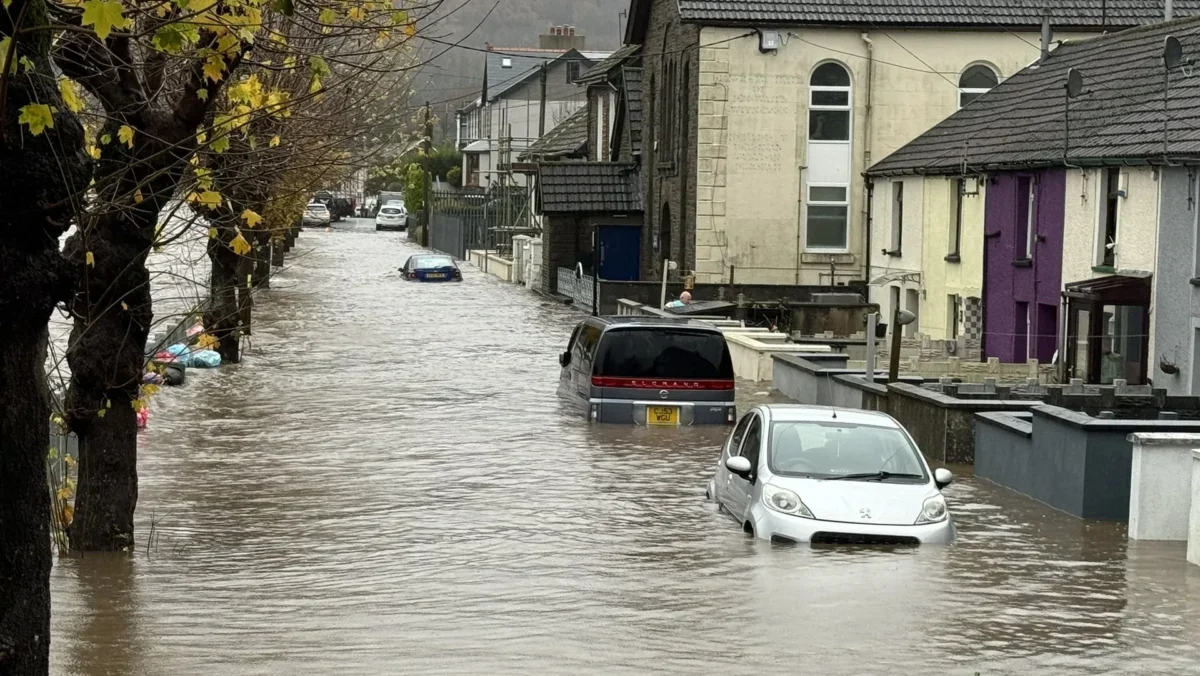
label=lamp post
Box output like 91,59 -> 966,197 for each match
888,307 -> 918,383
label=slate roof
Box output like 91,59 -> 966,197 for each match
538,163 -> 643,213
623,67 -> 644,154
520,106 -> 589,160
577,44 -> 642,85
869,17 -> 1200,176
677,0 -> 1200,28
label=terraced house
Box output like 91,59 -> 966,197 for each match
620,0 -> 1198,286
868,15 -> 1200,394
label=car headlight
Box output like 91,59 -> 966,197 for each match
915,494 -> 948,524
763,484 -> 814,519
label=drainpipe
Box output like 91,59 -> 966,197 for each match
1039,11 -> 1051,63
861,33 -> 875,282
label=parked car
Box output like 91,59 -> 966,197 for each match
707,404 -> 955,545
302,201 -> 331,227
376,203 -> 408,231
557,316 -> 736,425
400,254 -> 462,282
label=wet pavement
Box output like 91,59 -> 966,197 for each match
49,219 -> 1200,675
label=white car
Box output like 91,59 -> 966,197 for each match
708,404 -> 956,545
302,202 -> 331,227
375,203 -> 408,231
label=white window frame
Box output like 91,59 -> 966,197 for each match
805,62 -> 853,252
890,181 -> 904,255
1097,167 -> 1122,268
806,183 -> 850,252
958,64 -> 999,109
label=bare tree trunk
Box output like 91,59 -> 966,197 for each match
204,234 -> 242,364
1,0 -> 91,665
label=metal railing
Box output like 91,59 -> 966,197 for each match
557,267 -> 595,312
429,185 -> 534,260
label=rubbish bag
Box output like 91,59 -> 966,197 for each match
184,350 -> 222,368
166,343 -> 189,357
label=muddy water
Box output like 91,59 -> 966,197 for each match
49,220 -> 1200,675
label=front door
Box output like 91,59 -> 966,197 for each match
598,225 -> 641,281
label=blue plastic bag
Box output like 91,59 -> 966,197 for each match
185,350 -> 222,368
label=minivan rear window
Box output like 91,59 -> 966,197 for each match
593,328 -> 734,379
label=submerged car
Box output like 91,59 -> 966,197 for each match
302,201 -> 331,227
557,316 -> 736,425
708,405 -> 955,545
375,203 -> 408,231
400,254 -> 462,282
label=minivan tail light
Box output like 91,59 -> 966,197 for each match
590,376 -> 734,390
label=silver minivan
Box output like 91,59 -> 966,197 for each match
557,316 -> 736,425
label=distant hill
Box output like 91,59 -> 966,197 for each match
411,0 -> 628,138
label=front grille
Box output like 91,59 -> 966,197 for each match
810,532 -> 920,546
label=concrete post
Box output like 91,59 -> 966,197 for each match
1189,450 -> 1200,565
1128,433 -> 1200,540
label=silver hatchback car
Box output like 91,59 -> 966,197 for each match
708,405 -> 955,545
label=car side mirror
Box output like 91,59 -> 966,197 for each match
725,455 -> 753,479
559,351 -> 571,367
934,468 -> 953,490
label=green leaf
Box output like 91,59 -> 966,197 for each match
0,38 -> 15,76
309,55 -> 331,79
18,55 -> 34,73
196,88 -> 209,101
210,134 -> 230,153
152,23 -> 200,53
81,0 -> 132,40
18,104 -> 56,136
319,7 -> 336,25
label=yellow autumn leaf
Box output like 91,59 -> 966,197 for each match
80,0 -> 131,40
17,104 -> 55,136
187,190 -> 222,208
88,145 -> 101,160
348,5 -> 366,20
59,78 -> 85,113
241,209 -> 262,227
207,227 -> 218,239
269,135 -> 280,148
134,189 -> 144,204
85,251 -> 95,267
203,55 -> 226,82
118,124 -> 135,148
230,233 -> 252,256
121,301 -> 129,310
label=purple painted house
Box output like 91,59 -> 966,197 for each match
983,171 -> 1064,363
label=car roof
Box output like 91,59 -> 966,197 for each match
407,254 -> 456,265
758,404 -> 902,428
587,315 -> 722,333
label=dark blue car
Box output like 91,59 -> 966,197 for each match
401,254 -> 462,282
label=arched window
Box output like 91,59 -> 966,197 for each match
805,62 -> 853,251
959,64 -> 998,108
808,62 -> 851,142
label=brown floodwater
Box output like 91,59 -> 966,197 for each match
49,220 -> 1200,675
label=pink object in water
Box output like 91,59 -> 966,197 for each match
136,407 -> 150,429
187,323 -> 205,337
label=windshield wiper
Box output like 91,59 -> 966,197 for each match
822,471 -> 924,482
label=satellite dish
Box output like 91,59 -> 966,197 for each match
1066,68 -> 1084,98
1165,35 -> 1184,68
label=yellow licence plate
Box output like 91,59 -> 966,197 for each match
647,406 -> 679,426
425,273 -> 445,279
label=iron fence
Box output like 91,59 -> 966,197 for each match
557,266 -> 595,313
429,185 -> 534,260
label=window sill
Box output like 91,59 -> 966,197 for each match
1190,277 -> 1200,287
885,250 -> 902,258
944,253 -> 961,263
1012,258 -> 1033,268
1092,265 -> 1117,274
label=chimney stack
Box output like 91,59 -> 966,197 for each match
1167,0 -> 1175,21
539,25 -> 587,50
1039,10 -> 1052,63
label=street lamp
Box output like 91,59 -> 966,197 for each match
888,307 -> 917,382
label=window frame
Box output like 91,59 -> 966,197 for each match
566,60 -> 580,83
806,187 -> 850,251
958,64 -> 999,109
1014,176 -> 1035,262
808,62 -> 852,143
737,413 -> 764,480
889,181 -> 904,256
948,178 -> 964,261
1097,167 -> 1121,268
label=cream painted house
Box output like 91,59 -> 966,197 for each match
869,175 -> 987,340
694,27 -> 1067,285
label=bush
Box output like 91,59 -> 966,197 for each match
404,163 -> 425,213
447,166 -> 461,188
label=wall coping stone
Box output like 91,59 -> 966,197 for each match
975,411 -> 1034,438
1127,432 -> 1200,445
887,382 -> 1034,411
1032,405 -> 1200,431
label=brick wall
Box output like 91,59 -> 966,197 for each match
641,0 -> 700,282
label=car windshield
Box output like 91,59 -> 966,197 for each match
380,208 -> 402,215
412,256 -> 454,269
593,328 -> 733,379
768,421 -> 926,480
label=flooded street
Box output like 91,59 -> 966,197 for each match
49,220 -> 1200,675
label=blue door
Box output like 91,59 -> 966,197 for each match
598,225 -> 641,281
